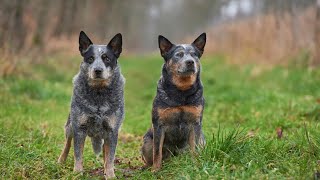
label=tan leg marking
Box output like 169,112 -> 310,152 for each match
73,142 -> 85,172
188,127 -> 196,153
103,143 -> 115,178
58,137 -> 72,163
152,129 -> 165,172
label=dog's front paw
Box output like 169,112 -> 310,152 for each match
104,168 -> 115,179
151,165 -> 161,172
73,164 -> 84,173
57,156 -> 65,164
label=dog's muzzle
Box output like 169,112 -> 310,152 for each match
177,60 -> 196,75
94,68 -> 103,78
186,60 -> 194,67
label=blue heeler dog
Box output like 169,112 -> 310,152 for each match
141,33 -> 206,172
58,31 -> 125,178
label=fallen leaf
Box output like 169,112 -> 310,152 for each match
247,130 -> 255,137
276,127 -> 283,139
89,168 -> 104,176
114,157 -> 121,164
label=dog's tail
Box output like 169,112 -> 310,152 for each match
91,137 -> 103,155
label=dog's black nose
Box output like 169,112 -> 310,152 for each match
186,60 -> 194,66
95,69 -> 102,75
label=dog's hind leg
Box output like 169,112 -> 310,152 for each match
198,131 -> 206,147
58,114 -> 73,163
141,129 -> 153,167
194,124 -> 206,147
58,136 -> 72,163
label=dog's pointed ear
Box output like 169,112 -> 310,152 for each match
107,33 -> 122,58
158,35 -> 174,57
79,31 -> 93,55
192,33 -> 206,55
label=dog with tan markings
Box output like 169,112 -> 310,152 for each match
58,31 -> 124,179
141,33 -> 207,171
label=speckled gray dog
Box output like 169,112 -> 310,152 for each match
58,31 -> 124,179
141,33 -> 206,172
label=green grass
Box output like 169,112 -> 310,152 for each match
0,54 -> 320,179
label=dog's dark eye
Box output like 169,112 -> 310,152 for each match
176,52 -> 184,58
87,56 -> 94,64
102,54 -> 110,62
190,52 -> 197,57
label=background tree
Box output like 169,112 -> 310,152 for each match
314,0 -> 320,65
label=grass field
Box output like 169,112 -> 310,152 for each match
0,54 -> 320,179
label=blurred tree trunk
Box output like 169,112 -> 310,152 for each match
313,0 -> 320,66
273,1 -> 284,53
289,1 -> 299,51
34,1 -> 50,48
54,0 -> 76,37
3,0 -> 26,52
